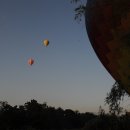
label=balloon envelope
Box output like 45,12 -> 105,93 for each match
43,39 -> 49,46
28,58 -> 34,66
85,0 -> 130,94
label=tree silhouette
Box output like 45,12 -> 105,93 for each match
70,0 -> 86,22
1,99 -> 130,129
0,99 -> 98,130
105,82 -> 129,115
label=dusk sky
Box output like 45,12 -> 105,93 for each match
1,0 -> 128,113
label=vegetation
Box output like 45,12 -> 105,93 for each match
0,99 -> 130,130
70,0 -> 86,22
105,82 -> 129,115
0,99 -> 96,130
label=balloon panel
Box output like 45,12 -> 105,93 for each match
85,0 -> 130,94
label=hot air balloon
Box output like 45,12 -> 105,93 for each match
43,39 -> 49,47
85,0 -> 130,94
28,58 -> 34,66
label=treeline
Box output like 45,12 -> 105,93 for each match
0,99 -> 96,130
83,113 -> 130,130
1,99 -> 130,130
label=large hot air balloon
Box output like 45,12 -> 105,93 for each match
28,58 -> 34,66
43,39 -> 49,47
85,0 -> 130,94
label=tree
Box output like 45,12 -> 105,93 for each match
105,82 -> 129,115
70,0 -> 129,115
98,106 -> 105,116
70,0 -> 86,22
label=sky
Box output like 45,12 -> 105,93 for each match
0,0 -> 129,113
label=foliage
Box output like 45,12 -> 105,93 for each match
70,0 -> 86,22
83,113 -> 130,130
105,82 -> 128,115
70,0 -> 81,3
0,99 -> 96,130
0,99 -> 130,130
98,106 -> 105,116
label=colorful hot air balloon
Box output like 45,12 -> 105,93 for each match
43,39 -> 49,47
85,0 -> 130,94
28,58 -> 34,66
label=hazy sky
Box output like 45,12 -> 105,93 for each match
0,0 -> 126,113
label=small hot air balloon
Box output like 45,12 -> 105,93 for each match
28,58 -> 34,66
85,0 -> 130,94
43,39 -> 49,47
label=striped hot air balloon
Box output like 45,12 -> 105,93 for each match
85,0 -> 130,94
